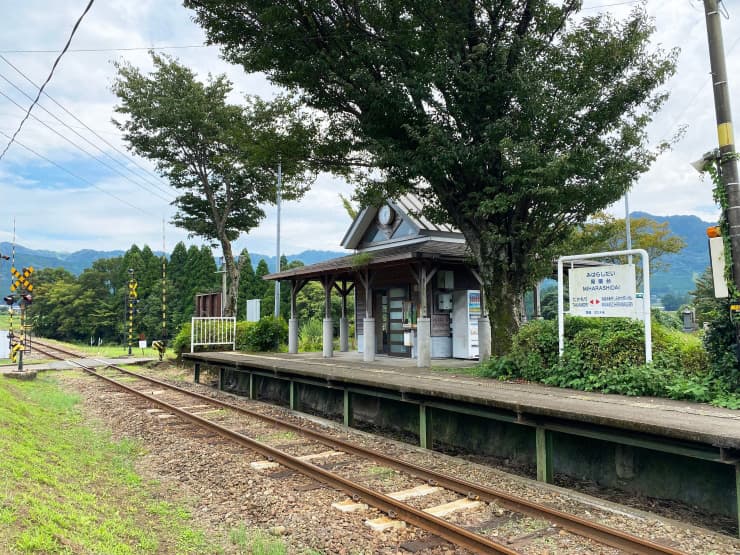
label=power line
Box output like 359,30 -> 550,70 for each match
0,44 -> 212,54
0,129 -> 153,216
0,0 -> 96,162
0,73 -> 175,202
0,86 -> 173,203
0,55 -> 177,193
582,0 -> 640,9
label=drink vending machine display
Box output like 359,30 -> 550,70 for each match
452,290 -> 480,359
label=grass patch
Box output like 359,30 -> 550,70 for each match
0,373 -> 218,554
256,431 -> 298,443
366,466 -> 395,480
229,524 -> 287,554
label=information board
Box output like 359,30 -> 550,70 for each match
431,313 -> 450,336
568,264 -> 637,318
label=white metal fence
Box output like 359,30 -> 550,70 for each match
190,317 -> 236,353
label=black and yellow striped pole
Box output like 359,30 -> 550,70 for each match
162,253 -> 166,348
127,269 -> 137,356
8,232 -> 15,347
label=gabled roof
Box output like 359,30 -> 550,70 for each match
394,194 -> 458,234
341,193 -> 461,250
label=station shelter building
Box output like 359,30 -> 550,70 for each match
264,194 -> 493,367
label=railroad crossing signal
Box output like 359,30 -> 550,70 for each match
10,266 -> 33,292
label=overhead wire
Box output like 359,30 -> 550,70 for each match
0,0 -> 95,162
0,55 -> 176,193
0,44 -> 213,54
0,73 -> 175,202
0,129 -> 154,216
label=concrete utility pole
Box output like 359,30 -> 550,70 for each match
274,155 -> 282,318
703,0 -> 740,294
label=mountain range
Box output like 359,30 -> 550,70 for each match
0,213 -> 715,302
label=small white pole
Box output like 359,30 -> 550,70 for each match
557,258 -> 565,357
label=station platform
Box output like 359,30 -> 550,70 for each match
183,350 -> 740,450
183,350 -> 740,526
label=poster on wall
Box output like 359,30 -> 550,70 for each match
431,313 -> 451,336
568,264 -> 637,318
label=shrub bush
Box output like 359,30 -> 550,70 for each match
298,318 -> 323,352
172,322 -> 191,357
481,316 -> 717,404
244,317 -> 288,352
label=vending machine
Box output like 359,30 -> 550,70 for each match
452,290 -> 480,359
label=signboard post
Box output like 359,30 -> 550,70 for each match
568,264 -> 637,318
557,249 -> 652,363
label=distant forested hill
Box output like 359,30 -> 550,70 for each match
631,212 -> 713,301
0,212 -> 715,302
0,244 -> 345,292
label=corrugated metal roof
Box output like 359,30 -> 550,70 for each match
393,193 -> 459,233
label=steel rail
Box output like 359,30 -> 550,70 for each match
36,340 -> 686,555
68,359 -> 516,555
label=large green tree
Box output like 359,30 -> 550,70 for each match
187,1 -> 676,353
560,212 -> 686,278
112,53 -> 322,316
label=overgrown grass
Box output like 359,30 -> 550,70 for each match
0,373 -> 217,554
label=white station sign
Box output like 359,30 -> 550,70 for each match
568,264 -> 637,318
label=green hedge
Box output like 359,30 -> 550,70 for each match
480,317 -> 735,406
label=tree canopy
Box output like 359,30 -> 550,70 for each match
186,0 -> 677,353
112,53 -> 321,316
560,211 -> 686,277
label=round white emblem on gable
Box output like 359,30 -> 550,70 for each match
378,204 -> 394,226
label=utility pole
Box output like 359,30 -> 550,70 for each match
703,0 -> 740,292
702,0 -> 740,361
274,155 -> 282,318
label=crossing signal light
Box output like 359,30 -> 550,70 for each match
3,295 -> 14,305
21,294 -> 32,305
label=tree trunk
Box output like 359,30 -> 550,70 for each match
219,238 -> 240,317
466,232 -> 524,356
478,260 -> 522,356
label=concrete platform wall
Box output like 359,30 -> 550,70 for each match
212,365 -> 738,522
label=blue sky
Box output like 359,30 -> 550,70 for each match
0,0 -> 736,255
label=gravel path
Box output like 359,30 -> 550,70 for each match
58,364 -> 740,555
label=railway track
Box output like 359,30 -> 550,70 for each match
35,339 -> 687,555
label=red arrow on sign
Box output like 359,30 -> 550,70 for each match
589,299 -> 600,305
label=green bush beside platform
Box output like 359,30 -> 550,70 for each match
481,317 -> 739,408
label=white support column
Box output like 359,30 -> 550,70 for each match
289,318 -> 298,354
363,318 -> 376,362
417,317 -> 431,367
478,316 -> 491,362
323,318 -> 334,358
